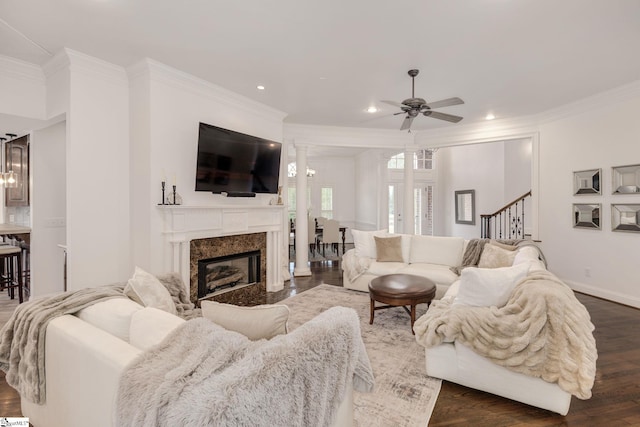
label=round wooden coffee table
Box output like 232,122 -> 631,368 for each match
368,274 -> 436,334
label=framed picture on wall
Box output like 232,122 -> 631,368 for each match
611,204 -> 640,232
573,203 -> 601,229
612,164 -> 640,194
573,169 -> 601,195
455,190 -> 475,225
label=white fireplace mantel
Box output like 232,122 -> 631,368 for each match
158,204 -> 286,292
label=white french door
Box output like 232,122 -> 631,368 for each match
389,183 -> 434,235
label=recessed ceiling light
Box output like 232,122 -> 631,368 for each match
366,106 -> 378,113
257,85 -> 265,90
485,113 -> 496,120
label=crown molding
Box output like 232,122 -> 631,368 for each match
534,79 -> 640,125
0,54 -> 45,83
65,48 -> 128,87
284,123 -> 412,148
128,58 -> 287,124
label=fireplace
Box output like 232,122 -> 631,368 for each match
159,205 -> 285,304
197,250 -> 261,300
189,232 -> 268,305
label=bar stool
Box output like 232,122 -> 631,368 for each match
0,245 -> 24,303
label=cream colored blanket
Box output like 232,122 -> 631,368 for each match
414,271 -> 597,399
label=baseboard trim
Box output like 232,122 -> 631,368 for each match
564,279 -> 640,309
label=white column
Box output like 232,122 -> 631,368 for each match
294,145 -> 311,276
379,152 -> 391,231
403,147 -> 416,234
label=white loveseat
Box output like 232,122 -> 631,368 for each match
18,297 -> 357,427
342,231 -> 466,299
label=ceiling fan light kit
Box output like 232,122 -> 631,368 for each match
382,69 -> 464,131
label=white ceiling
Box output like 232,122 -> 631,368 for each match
1,0 -> 640,134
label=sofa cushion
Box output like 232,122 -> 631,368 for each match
478,243 -> 517,268
367,261 -> 407,276
409,235 -> 465,267
76,298 -> 143,342
400,263 -> 459,286
129,307 -> 186,351
352,229 -> 388,258
453,262 -> 530,308
374,235 -> 403,262
124,266 -> 177,315
201,301 -> 290,340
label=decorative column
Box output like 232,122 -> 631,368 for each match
294,144 -> 311,276
403,147 -> 416,234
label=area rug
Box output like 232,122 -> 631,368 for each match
282,284 -> 441,427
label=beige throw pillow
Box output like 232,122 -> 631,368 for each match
374,236 -> 404,262
201,300 -> 290,340
477,243 -> 517,268
124,266 -> 177,315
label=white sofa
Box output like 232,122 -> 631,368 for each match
421,278 -> 573,415
20,298 -> 355,427
343,231 -> 587,414
342,232 -> 467,299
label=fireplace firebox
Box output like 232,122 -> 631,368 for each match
197,250 -> 261,300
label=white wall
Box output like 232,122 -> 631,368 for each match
30,121 -> 66,296
355,150 -> 385,232
537,93 -> 640,307
0,55 -> 46,119
305,156 -> 356,226
436,142 -> 506,238
129,59 -> 286,276
64,51 -> 131,290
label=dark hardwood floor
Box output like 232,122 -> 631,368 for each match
1,260 -> 639,426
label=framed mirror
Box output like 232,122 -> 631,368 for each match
611,204 -> 640,232
573,169 -> 601,195
573,204 -> 601,229
612,164 -> 640,194
455,190 -> 475,225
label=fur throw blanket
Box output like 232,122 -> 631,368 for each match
414,271 -> 597,399
450,239 -> 546,275
0,284 -> 126,404
341,249 -> 373,283
116,306 -> 374,427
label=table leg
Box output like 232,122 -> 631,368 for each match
410,303 -> 416,335
369,296 -> 375,324
342,229 -> 346,254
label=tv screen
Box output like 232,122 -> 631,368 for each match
195,122 -> 282,194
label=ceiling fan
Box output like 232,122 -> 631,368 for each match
382,69 -> 464,131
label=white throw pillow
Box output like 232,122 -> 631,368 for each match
124,266 -> 177,315
409,235 -> 465,266
477,243 -> 517,268
201,300 -> 290,340
351,229 -> 388,259
129,307 -> 186,351
76,298 -> 143,342
453,262 -> 531,308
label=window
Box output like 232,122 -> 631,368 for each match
320,187 -> 333,219
416,149 -> 434,170
387,149 -> 435,170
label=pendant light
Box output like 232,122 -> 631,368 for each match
4,133 -> 17,188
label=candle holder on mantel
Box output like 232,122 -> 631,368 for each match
158,181 -> 166,205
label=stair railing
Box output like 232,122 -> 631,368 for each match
480,191 -> 532,239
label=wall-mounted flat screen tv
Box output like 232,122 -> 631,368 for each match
195,122 -> 282,194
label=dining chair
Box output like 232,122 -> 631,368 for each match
319,219 -> 340,256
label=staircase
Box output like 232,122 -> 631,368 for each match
480,191 -> 531,239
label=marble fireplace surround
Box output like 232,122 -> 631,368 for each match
158,205 -> 285,303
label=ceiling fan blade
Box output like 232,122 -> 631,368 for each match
425,97 -> 464,109
424,110 -> 463,123
400,116 -> 415,130
381,100 -> 406,108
